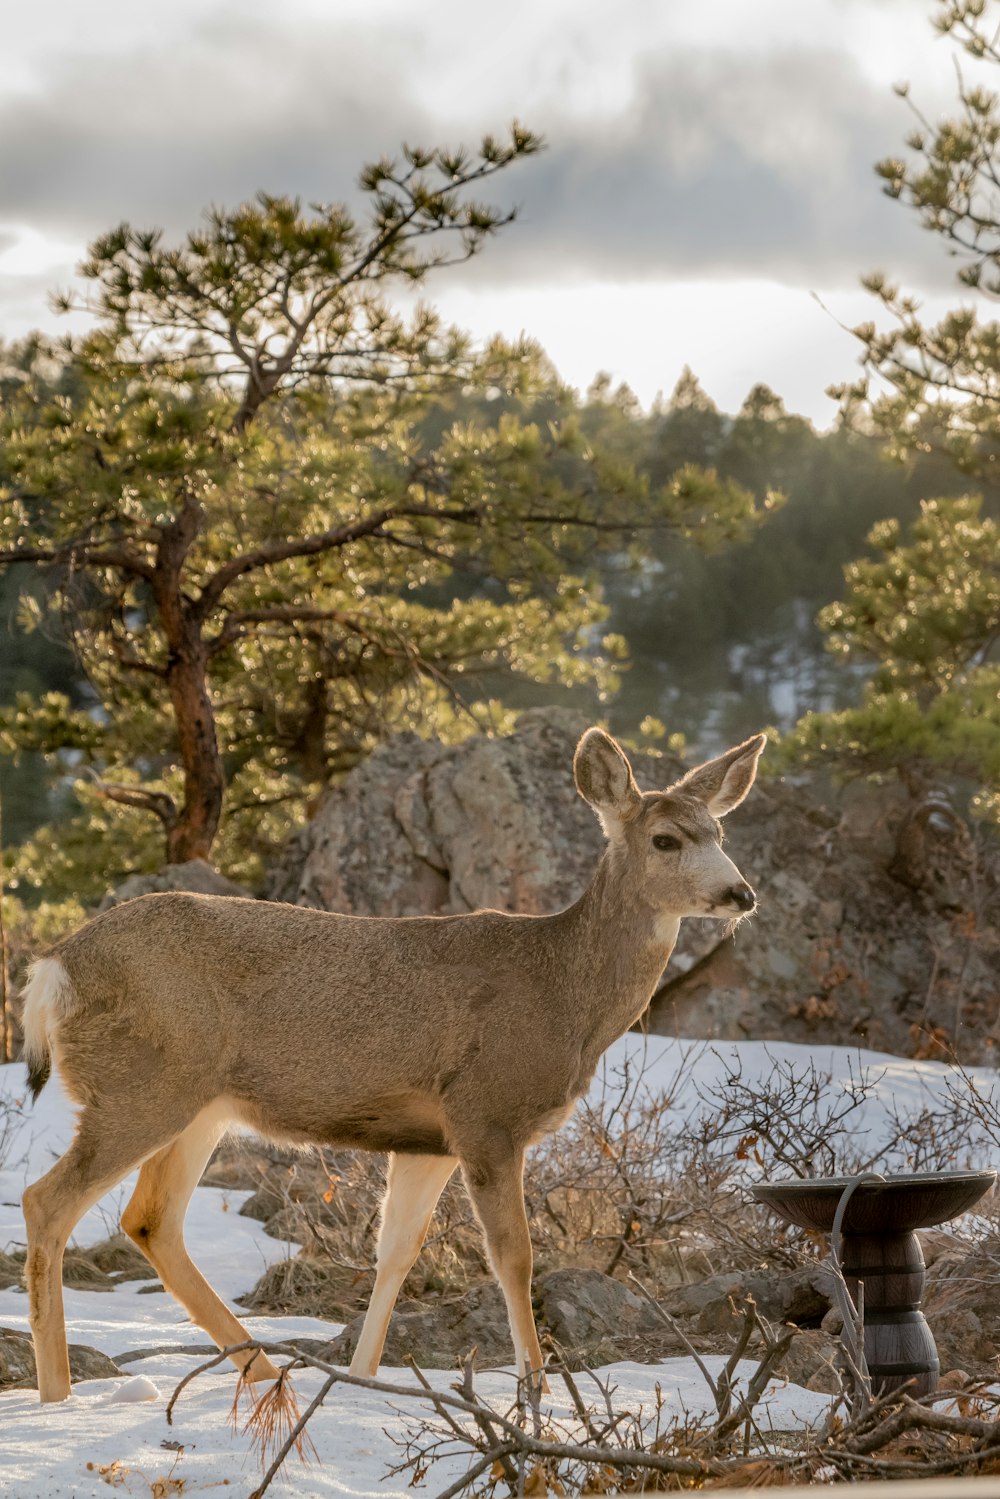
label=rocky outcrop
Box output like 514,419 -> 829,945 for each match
268,711 -> 1000,1060
270,710 -> 607,916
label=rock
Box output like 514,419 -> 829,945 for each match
99,858 -> 251,911
0,1327 -> 121,1388
534,1268 -> 666,1352
67,1343 -> 124,1383
115,1335 -> 335,1370
916,1228 -> 968,1268
415,720 -> 603,914
922,1238 -> 1000,1375
295,735 -> 448,916
115,1342 -> 219,1367
777,1328 -> 841,1393
746,1265 -> 836,1324
0,1327 -> 33,1385
935,1309 -> 994,1370
326,1282 -> 512,1369
288,710 -> 624,918
665,1265 -> 834,1331
238,1180 -> 287,1224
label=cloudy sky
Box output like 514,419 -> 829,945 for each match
0,0 -> 985,422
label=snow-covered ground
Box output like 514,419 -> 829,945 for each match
1,1036 -> 997,1497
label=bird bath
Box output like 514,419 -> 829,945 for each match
752,1170 -> 996,1396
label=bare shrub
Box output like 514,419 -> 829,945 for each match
0,1086 -> 25,1176
235,1041 -> 1000,1326
523,1044 -> 892,1284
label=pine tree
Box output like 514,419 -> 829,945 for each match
792,497 -> 1000,812
792,3 -> 1000,822
0,131 -> 765,896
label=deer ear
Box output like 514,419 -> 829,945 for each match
574,729 -> 642,836
674,733 -> 766,817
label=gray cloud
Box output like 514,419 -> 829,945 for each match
500,49 -> 945,289
0,10 -> 968,301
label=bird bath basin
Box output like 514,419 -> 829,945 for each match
752,1170 -> 996,1396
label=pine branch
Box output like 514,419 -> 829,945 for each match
88,776 -> 178,829
193,503 -> 480,618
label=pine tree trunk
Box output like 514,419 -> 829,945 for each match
154,495 -> 225,865
164,639 -> 225,864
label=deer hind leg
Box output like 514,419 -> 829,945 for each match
349,1152 -> 457,1377
23,1104 -> 196,1403
121,1103 -> 280,1385
463,1150 -> 546,1386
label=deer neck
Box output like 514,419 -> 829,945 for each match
562,848 -> 679,1059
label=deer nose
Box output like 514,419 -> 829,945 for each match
728,884 -> 756,912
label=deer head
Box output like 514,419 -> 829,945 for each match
574,729 -> 765,920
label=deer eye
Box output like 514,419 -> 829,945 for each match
652,834 -> 681,852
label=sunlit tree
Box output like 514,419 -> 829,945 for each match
0,130 -> 765,895
792,497 -> 1000,813
836,0 -> 1000,480
797,1 -> 1000,824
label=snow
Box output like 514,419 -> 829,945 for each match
1,1036 -> 996,1496
589,1034 -> 1000,1174
0,1355 -> 833,1498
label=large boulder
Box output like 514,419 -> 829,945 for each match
269,713 -> 1000,1060
274,710 -> 609,916
533,1267 -> 673,1356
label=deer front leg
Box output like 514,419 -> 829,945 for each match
350,1152 -> 457,1377
463,1149 -> 545,1387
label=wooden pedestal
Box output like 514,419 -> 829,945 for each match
841,1228 -> 937,1396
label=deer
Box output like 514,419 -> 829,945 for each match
19,726 -> 764,1403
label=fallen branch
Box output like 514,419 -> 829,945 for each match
167,1338 -> 740,1492
165,1317 -> 1000,1493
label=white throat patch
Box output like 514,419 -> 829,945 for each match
654,914 -> 680,951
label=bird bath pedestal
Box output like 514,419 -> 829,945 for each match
752,1170 -> 996,1396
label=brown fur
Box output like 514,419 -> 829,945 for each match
20,727 -> 764,1401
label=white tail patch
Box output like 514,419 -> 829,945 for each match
21,957 -> 76,1074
